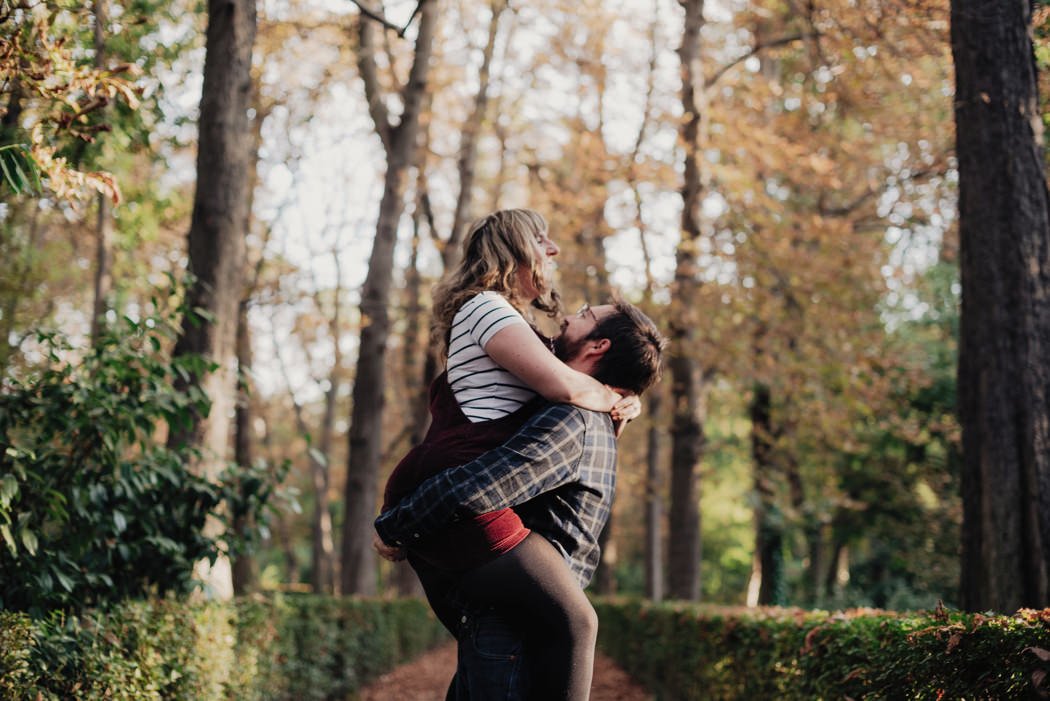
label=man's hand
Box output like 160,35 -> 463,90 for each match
373,530 -> 406,562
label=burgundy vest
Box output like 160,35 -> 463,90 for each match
382,371 -> 545,570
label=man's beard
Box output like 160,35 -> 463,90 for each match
553,333 -> 589,362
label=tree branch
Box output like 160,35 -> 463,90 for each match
356,16 -> 393,149
348,0 -> 426,38
705,32 -> 819,89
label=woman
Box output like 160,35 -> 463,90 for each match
379,208 -> 637,700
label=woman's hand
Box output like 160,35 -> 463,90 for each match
373,530 -> 406,562
610,391 -> 641,438
609,392 -> 640,423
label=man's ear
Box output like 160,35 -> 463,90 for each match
587,338 -> 611,357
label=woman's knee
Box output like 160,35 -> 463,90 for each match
563,595 -> 598,643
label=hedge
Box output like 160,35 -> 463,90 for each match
594,598 -> 1050,700
0,594 -> 449,700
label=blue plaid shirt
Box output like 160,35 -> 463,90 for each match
374,403 -> 618,587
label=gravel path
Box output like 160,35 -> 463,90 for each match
359,642 -> 653,701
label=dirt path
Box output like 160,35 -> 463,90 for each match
359,642 -> 653,701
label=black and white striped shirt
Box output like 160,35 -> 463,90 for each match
447,291 -> 538,422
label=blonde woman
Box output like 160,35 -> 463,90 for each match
379,209 -> 639,700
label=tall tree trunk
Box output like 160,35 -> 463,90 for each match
231,299 -> 258,594
229,68 -> 273,599
403,162 -> 438,458
394,195 -> 428,598
447,0 -> 505,258
749,382 -> 784,606
167,0 -> 256,600
311,245 -> 344,595
644,390 -> 664,601
952,0 -> 1050,612
313,367 -> 339,593
667,0 -> 707,602
341,1 -> 437,595
89,0 -> 112,345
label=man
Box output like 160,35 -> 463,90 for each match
375,298 -> 667,699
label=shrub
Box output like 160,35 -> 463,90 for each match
594,598 -> 1050,700
0,594 -> 449,700
0,308 -> 284,615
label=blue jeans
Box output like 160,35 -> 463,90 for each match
409,554 -> 531,700
445,605 -> 530,701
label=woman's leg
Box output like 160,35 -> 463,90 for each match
457,533 -> 598,701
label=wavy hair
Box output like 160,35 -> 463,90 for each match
431,209 -> 561,359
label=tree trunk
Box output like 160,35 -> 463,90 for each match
644,390 -> 664,601
749,382 -> 785,606
666,0 -> 707,602
312,377 -> 338,593
89,0 -> 112,345
447,0 -> 505,262
231,299 -> 258,594
341,1 -> 437,595
167,0 -> 256,600
393,194 -> 428,598
952,0 -> 1050,612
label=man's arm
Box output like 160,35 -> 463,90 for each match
374,404 -> 590,547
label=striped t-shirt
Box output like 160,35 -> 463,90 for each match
447,291 -> 539,423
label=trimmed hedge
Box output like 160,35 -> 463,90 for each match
594,598 -> 1050,700
0,594 -> 449,700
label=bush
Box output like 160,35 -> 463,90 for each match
594,598 -> 1050,700
0,594 -> 449,700
0,308 -> 284,615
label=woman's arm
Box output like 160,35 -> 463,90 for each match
483,323 -> 625,413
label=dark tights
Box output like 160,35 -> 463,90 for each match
458,533 -> 597,701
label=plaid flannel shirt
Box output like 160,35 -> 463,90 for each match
374,403 -> 618,587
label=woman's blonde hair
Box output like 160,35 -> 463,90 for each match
431,208 -> 560,358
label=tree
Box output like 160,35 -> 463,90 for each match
167,0 -> 257,598
341,0 -> 437,595
667,0 -> 708,602
952,0 -> 1050,612
88,0 -> 112,345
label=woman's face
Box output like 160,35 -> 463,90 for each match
515,228 -> 559,299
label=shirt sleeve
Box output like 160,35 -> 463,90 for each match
374,404 -> 587,547
457,291 -> 529,349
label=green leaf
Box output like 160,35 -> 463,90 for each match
0,144 -> 39,195
54,569 -> 75,593
0,524 -> 15,555
0,474 -> 17,505
308,448 -> 328,467
20,529 -> 37,556
113,510 -> 127,533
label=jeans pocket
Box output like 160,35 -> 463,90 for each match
471,616 -> 523,661
460,613 -> 527,700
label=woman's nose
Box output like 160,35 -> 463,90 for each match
546,240 -> 560,257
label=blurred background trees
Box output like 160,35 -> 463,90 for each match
2,0 -> 1044,612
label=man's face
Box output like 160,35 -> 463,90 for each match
554,303 -> 616,362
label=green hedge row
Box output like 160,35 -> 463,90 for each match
594,598 -> 1050,700
0,594 -> 449,700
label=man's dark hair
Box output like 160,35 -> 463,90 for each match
588,298 -> 667,395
